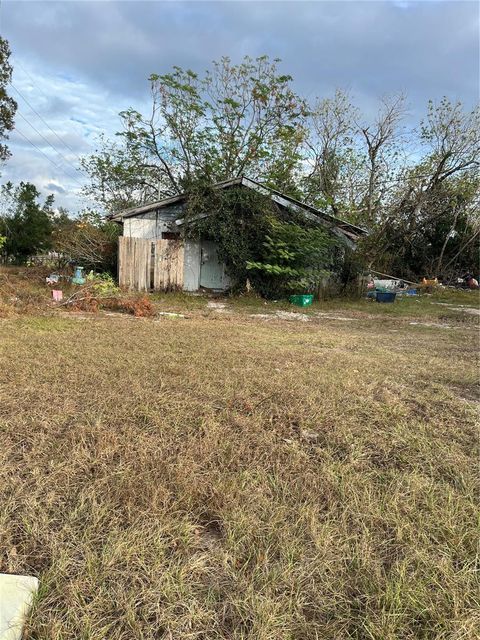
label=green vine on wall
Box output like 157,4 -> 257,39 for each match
182,182 -> 339,298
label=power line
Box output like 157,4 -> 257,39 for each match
15,109 -> 83,177
12,58 -> 59,106
9,80 -> 86,157
11,58 -> 95,150
14,128 -> 85,189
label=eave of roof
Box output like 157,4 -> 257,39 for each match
110,176 -> 369,240
109,177 -> 244,221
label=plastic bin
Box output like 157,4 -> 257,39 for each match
376,291 -> 396,303
289,294 -> 314,307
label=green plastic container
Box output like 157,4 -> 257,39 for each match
289,294 -> 314,307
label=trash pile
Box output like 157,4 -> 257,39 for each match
46,268 -> 156,317
366,272 -> 418,303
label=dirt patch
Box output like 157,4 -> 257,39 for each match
250,310 -> 311,322
409,321 -> 455,329
207,301 -> 230,313
432,302 -> 480,316
314,313 -> 359,321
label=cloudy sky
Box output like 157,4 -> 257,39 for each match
1,0 -> 478,211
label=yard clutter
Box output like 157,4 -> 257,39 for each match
465,274 -> 479,289
71,266 -> 85,285
289,294 -> 313,307
375,290 -> 396,303
44,269 -> 156,317
366,270 -> 425,303
58,275 -> 156,317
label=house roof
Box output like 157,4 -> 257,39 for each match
110,176 -> 368,247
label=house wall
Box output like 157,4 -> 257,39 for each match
123,209 -> 182,240
183,240 -> 201,291
120,208 -> 229,292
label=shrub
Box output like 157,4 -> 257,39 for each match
247,218 -> 337,298
184,184 -> 338,298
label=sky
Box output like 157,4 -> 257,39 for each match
0,0 -> 478,212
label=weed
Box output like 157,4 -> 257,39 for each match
0,309 -> 478,639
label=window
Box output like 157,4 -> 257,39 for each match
162,231 -> 180,240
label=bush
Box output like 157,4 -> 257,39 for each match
52,211 -> 120,275
184,185 -> 338,298
247,218 -> 338,298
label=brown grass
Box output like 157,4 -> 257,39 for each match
0,277 -> 479,638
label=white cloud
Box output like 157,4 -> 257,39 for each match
0,0 -> 478,213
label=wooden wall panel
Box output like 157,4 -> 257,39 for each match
153,240 -> 184,291
119,236 -> 185,291
119,236 -> 151,291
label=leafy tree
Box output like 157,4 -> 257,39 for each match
247,218 -> 337,297
51,209 -> 120,274
0,38 -> 17,167
371,174 -> 479,279
0,182 -> 54,262
357,93 -> 407,227
303,91 -> 407,227
303,90 -> 358,213
82,56 -> 306,213
80,133 -> 161,214
81,55 -> 480,283
365,98 -> 480,276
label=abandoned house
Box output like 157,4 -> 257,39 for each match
110,176 -> 368,292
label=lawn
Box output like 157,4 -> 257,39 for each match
0,293 -> 478,639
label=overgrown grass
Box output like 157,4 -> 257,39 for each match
209,289 -> 480,325
150,290 -> 209,312
0,301 -> 478,639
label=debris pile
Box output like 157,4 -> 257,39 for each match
59,283 -> 156,317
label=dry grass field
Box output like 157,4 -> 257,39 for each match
0,283 -> 479,639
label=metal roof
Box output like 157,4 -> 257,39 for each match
110,176 -> 369,242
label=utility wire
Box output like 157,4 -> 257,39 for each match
15,109 -> 83,177
11,58 -> 95,150
14,128 -> 85,189
12,57 -> 62,108
9,79 -> 87,157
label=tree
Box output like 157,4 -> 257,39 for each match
371,173 -> 479,279
303,90 -> 358,214
302,92 -> 407,228
357,93 -> 407,227
0,38 -> 17,167
81,57 -> 480,282
80,134 -> 156,214
51,210 -> 120,274
366,98 -> 480,276
81,56 -> 306,213
0,182 -> 54,261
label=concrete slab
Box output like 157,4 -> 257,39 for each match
0,573 -> 38,640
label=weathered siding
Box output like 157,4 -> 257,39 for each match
153,240 -> 184,290
183,240 -> 201,291
118,237 -> 151,291
119,206 -> 231,292
118,237 -> 184,291
123,209 -> 181,240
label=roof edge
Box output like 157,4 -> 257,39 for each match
110,175 -> 368,238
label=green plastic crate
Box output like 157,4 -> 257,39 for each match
289,294 -> 314,307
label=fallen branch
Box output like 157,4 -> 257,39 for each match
369,270 -> 418,285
